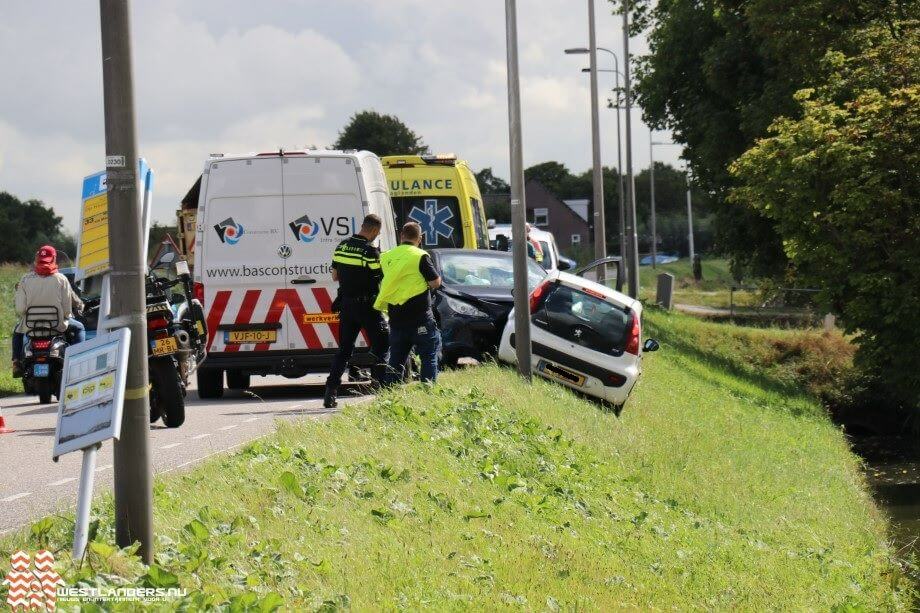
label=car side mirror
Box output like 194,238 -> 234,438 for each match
643,339 -> 660,352
558,259 -> 572,271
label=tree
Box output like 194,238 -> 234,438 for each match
334,110 -> 427,157
730,22 -> 920,411
474,168 -> 510,196
627,0 -> 908,277
0,192 -> 72,264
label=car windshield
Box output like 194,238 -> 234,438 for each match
533,282 -> 632,354
437,252 -> 546,290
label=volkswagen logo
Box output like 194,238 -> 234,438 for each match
278,244 -> 292,259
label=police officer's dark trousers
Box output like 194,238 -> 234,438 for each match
326,298 -> 389,391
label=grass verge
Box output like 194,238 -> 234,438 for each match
1,313 -> 912,609
1,264 -> 25,396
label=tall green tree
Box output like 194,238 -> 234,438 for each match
0,192 -> 72,264
474,168 -> 510,196
334,110 -> 427,157
627,0 -> 908,277
731,22 -> 919,410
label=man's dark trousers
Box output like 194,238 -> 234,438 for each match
326,298 -> 389,390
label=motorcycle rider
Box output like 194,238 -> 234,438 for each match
11,245 -> 85,377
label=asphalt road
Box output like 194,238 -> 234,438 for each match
0,375 -> 370,536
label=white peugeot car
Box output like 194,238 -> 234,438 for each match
498,262 -> 658,413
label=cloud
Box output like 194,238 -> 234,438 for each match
0,1 -> 679,234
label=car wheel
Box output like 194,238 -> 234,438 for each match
196,368 -> 224,399
226,370 -> 250,391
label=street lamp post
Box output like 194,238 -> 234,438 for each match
649,132 -> 657,268
504,0 -> 532,381
686,171 -> 695,262
621,0 -> 640,298
587,1 -> 606,262
578,64 -> 626,272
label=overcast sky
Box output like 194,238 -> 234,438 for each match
0,1 -> 682,232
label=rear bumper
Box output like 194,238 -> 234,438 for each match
202,348 -> 373,376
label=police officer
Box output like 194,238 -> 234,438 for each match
374,222 -> 442,384
324,214 -> 389,408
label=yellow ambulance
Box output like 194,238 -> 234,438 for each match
382,154 -> 490,249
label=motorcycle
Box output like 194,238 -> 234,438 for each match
20,306 -> 70,404
145,253 -> 208,428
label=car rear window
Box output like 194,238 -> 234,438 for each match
532,282 -> 631,354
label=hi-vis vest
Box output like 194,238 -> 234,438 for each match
374,244 -> 429,312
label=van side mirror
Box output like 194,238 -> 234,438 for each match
643,339 -> 660,352
558,259 -> 572,271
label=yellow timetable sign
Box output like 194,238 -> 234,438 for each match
78,172 -> 110,277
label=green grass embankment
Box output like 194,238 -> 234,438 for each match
1,308 -> 912,609
1,264 -> 26,397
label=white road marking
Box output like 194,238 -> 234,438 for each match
219,424 -> 238,431
160,442 -> 183,450
191,433 -> 212,440
243,417 -> 260,423
2,492 -> 31,502
48,477 -> 76,487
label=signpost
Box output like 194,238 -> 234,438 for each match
76,160 -> 153,283
51,329 -> 131,559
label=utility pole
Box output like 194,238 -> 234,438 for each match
587,0 -> 606,262
505,0 -> 531,380
649,132 -> 657,269
621,0 -> 640,297
686,171 -> 695,261
99,0 -> 154,563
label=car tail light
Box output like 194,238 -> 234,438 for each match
529,281 -> 552,313
147,316 -> 169,331
31,339 -> 51,350
193,282 -> 204,304
625,311 -> 641,355
606,372 -> 627,386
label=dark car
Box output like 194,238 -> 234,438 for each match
429,248 -> 546,365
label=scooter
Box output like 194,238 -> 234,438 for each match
20,306 -> 69,404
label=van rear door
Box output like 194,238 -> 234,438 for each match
200,157 -> 288,354
281,155 -> 365,352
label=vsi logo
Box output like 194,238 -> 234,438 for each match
408,199 -> 454,246
289,214 -> 320,243
214,217 -> 244,245
3,549 -> 63,611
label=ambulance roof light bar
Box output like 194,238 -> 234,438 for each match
421,153 -> 458,165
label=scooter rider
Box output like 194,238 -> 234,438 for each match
323,214 -> 390,408
12,245 -> 85,377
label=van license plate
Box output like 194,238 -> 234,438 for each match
151,337 -> 178,356
225,330 -> 276,344
33,363 -> 50,377
537,360 -> 586,387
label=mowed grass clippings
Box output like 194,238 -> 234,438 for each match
2,352 -> 913,610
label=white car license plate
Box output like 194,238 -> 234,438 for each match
537,359 -> 586,387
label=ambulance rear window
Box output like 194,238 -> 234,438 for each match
392,196 -> 462,248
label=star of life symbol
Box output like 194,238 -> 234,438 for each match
3,550 -> 63,612
408,199 -> 454,246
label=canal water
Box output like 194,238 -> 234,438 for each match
852,434 -> 919,586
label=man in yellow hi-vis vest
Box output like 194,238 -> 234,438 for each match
374,222 -> 442,383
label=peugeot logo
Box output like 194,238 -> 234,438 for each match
573,328 -> 583,339
278,244 -> 292,259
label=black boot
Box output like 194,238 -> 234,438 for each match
323,385 -> 338,409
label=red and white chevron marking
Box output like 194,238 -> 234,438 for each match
205,286 -> 367,353
3,550 -> 62,612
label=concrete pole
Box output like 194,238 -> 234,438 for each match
613,69 -> 626,272
649,133 -> 657,269
686,171 -> 695,261
99,0 -> 154,563
622,0 -> 640,298
588,0 -> 606,261
505,0 -> 532,380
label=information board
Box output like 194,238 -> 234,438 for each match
52,328 -> 130,459
76,159 -> 154,280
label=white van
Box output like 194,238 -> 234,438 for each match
488,224 -> 572,273
192,149 -> 397,398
